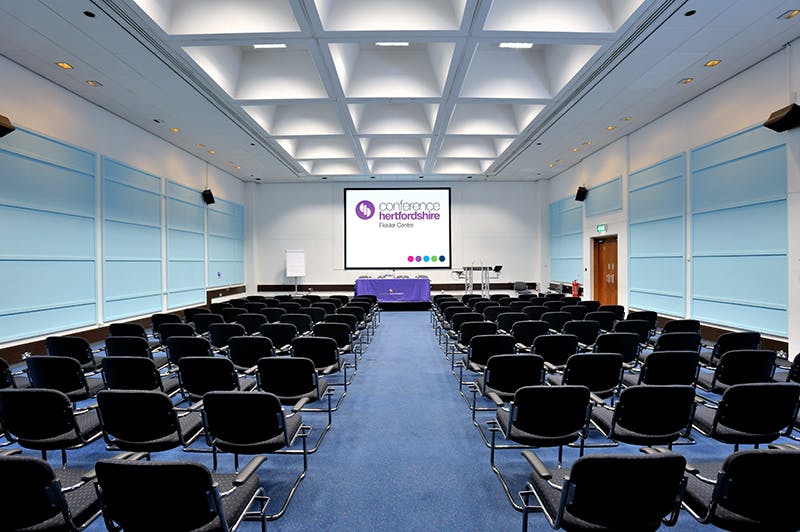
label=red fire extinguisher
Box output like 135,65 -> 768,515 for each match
572,279 -> 579,297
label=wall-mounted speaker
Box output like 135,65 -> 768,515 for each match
0,114 -> 15,137
575,186 -> 588,202
763,103 -> 800,132
201,189 -> 215,205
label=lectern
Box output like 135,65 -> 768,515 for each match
454,263 -> 502,298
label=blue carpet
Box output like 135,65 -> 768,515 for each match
15,311 -> 784,530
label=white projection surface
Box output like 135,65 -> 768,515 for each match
344,188 -> 451,269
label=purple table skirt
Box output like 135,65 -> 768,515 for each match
354,278 -> 431,302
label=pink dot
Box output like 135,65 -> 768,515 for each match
407,256 -> 414,262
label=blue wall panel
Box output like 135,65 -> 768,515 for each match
0,128 -> 96,342
549,198 -> 583,283
102,157 -> 162,322
207,199 -> 244,287
166,181 -> 206,309
585,177 -> 622,218
628,155 -> 685,315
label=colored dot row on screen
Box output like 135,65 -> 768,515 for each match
407,255 -> 446,263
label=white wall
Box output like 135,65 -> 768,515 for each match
545,47 -> 800,354
252,180 -> 543,288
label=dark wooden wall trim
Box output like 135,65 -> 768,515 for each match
206,285 -> 246,305
256,282 -> 539,293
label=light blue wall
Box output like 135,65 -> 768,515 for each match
102,158 -> 163,321
585,176 -> 622,218
0,128 -> 97,342
167,181 -> 206,309
628,155 -> 685,316
208,199 -> 245,287
549,197 -> 583,283
690,126 -> 787,336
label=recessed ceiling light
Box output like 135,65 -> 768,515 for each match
253,43 -> 287,49
208,149 -> 216,155
780,9 -> 800,19
622,116 -> 632,121
375,42 -> 409,47
548,163 -> 555,168
572,147 -> 580,153
606,125 -> 617,131
704,59 -> 721,67
195,143 -> 205,148
86,80 -> 102,87
235,165 -> 241,170
226,161 -> 234,165
582,141 -> 592,146
170,127 -> 180,133
679,77 -> 694,85
499,42 -> 534,49
56,62 -> 73,70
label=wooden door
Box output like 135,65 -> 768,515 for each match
592,236 -> 618,305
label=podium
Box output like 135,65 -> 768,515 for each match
454,264 -> 502,298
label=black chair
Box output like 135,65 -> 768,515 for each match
445,311 -> 483,350
291,336 -> 351,393
278,301 -> 302,313
451,321 -> 497,364
246,295 -> 268,302
627,310 -> 658,336
489,293 -> 509,302
543,300 -> 565,311
101,356 -> 181,396
202,390 -> 309,521
598,304 -> 625,321
561,304 -> 589,320
662,318 -> 701,334
259,323 -> 298,355
540,311 -> 572,333
546,353 -> 624,400
521,305 -> 547,321
312,301 -> 338,315
487,385 -> 592,510
274,295 -> 295,303
532,334 -> 579,372
324,313 -> 365,353
701,331 -> 761,368
235,312 -> 268,335
208,322 -> 247,352
26,355 -> 105,403
0,358 -> 29,389
0,388 -> 101,465
621,350 -> 700,387
682,447 -> 800,530
496,312 -> 528,334
178,357 -> 256,402
481,305 -> 508,323
280,313 -> 313,335
192,313 -> 225,335
151,312 -> 182,333
508,300 -> 531,313
613,319 -> 651,345
262,307 -> 287,323
305,294 -> 321,303
104,335 -> 168,368
691,383 -> 800,451
108,322 -> 160,350
96,389 -> 204,453
156,322 -> 195,349
261,297 -> 281,307
562,320 -> 600,350
584,311 -> 615,332
184,307 -> 211,323
228,336 -> 275,372
312,322 -> 354,362
297,306 -> 326,324
498,296 -> 517,307
459,334 -> 517,380
594,332 -> 641,367
329,294 -> 350,305
0,453 -> 102,530
294,297 -> 312,308
577,299 -> 601,312
165,335 -> 213,365
244,302 -> 267,314
544,293 -> 564,301
474,300 -> 499,314
511,320 -> 549,353
45,336 -> 100,372
642,332 -> 702,363
94,457 -> 269,531
520,450 -> 686,532
590,385 -> 696,448
209,302 -> 233,314
696,349 -> 777,395
561,296 -> 581,305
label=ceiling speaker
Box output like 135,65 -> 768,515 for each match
0,114 -> 15,137
575,186 -> 588,202
201,189 -> 215,205
763,103 -> 800,132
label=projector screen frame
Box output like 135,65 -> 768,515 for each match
343,187 -> 452,270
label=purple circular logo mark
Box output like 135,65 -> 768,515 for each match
355,200 -> 375,220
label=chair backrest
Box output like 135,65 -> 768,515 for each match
297,306 -> 326,324
305,294 -> 322,303
532,334 -> 579,367
202,391 -> 288,453
467,298 -> 490,310
583,311 -> 615,331
577,300 -> 601,312
540,311 -> 572,332
278,301 -> 302,313
544,293 -> 563,301
714,350 -> 777,387
257,357 -> 319,399
151,312 -> 182,331
208,302 -> 232,314
294,297 -> 312,308
26,356 -> 87,396
654,332 -> 701,353
191,313 -> 225,335
626,310 -> 658,332
108,322 -> 148,339
312,322 -> 352,348
463,294 -> 483,304
561,296 -> 581,305
474,300 -> 499,314
95,459 -> 225,531
259,323 -> 298,349
489,293 -> 510,302
339,305 -> 366,323
521,305 -> 547,321
227,336 -> 274,370
483,354 -> 544,396
527,297 -> 547,307
291,336 -> 338,368
612,385 -> 696,444
105,335 -> 151,358
0,388 -> 78,442
561,353 -> 623,396
0,359 -> 15,389
165,336 -> 212,364
662,319 -> 700,334
561,305 -> 589,320
711,449 -> 800,528
329,295 -> 350,305
443,305 -> 469,321
511,385 -> 590,442
712,332 -> 761,362
101,357 -> 162,391
324,313 -> 358,332
612,319 -> 650,343
451,312 -> 483,332
220,307 -> 247,323
467,334 -> 517,367
243,302 -> 267,313
156,323 -> 195,346
208,323 -> 246,349
312,301 -> 338,315
496,312 -> 528,332
96,390 -> 184,450
510,320 -> 549,347
562,320 -> 601,346
483,306 -> 510,322
274,295 -> 294,302
183,307 -> 211,323
508,300 -> 530,313
543,300 -> 565,311
593,332 -> 640,364
637,350 -> 700,385
714,383 -> 800,441
280,313 -> 313,334
598,304 -> 625,321
235,313 -> 268,334
45,336 -> 94,367
561,452 -> 686,530
178,357 -> 240,400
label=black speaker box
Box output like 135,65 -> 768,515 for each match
575,186 -> 588,202
0,114 -> 15,137
201,189 -> 215,205
763,103 -> 800,132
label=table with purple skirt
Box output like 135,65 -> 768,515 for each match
354,278 -> 431,302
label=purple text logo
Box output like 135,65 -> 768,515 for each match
355,200 -> 375,220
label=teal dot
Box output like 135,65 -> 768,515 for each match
423,256 -> 430,262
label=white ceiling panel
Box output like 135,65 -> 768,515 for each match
314,0 -> 467,32
133,0 -> 301,35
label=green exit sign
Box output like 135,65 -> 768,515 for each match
596,224 -> 607,233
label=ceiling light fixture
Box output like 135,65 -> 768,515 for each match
208,149 -> 216,155
253,43 -> 287,49
56,62 -> 73,69
170,127 -> 180,133
86,80 -> 102,87
235,165 -> 241,170
226,161 -> 234,165
195,143 -> 205,148
704,59 -> 721,67
582,141 -> 592,146
622,116 -> 632,121
606,125 -> 617,131
499,42 -> 534,49
780,9 -> 800,19
548,163 -> 555,168
679,77 -> 694,85
572,147 -> 580,153
375,42 -> 409,47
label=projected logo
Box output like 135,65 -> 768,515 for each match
355,200 -> 375,220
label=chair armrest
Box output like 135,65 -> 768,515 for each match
522,450 -> 552,480
769,443 -> 800,451
543,362 -> 559,372
233,456 -> 267,486
0,449 -> 22,457
589,392 -> 607,406
291,396 -> 310,413
320,364 -> 337,375
243,365 -> 258,375
468,361 -> 484,373
487,391 -> 505,407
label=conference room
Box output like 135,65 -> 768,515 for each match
1,0 -> 800,530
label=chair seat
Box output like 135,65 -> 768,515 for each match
19,408 -> 101,450
620,371 -> 640,387
110,410 -> 203,452
151,353 -> 169,369
591,407 -> 682,446
696,372 -> 728,394
214,412 -> 303,454
699,350 -> 715,366
692,404 -> 774,444
496,408 -> 579,447
682,460 -> 766,530
65,377 -> 105,402
21,466 -> 100,532
273,378 -> 330,406
239,375 -> 257,391
476,378 -> 515,403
